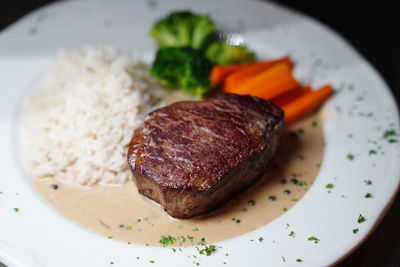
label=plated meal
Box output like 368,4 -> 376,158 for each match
19,10 -> 332,247
1,0 -> 399,266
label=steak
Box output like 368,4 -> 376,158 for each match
127,93 -> 284,219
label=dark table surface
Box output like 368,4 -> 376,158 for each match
1,1 -> 399,266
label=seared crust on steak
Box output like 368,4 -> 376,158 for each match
128,93 -> 284,218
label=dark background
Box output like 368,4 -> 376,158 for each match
1,1 -> 399,266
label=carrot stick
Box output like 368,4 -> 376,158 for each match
282,84 -> 334,124
223,56 -> 292,92
210,64 -> 246,86
225,61 -> 300,100
272,85 -> 312,107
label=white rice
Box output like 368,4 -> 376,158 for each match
20,46 -> 164,186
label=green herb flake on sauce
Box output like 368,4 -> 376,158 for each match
297,181 -> 308,187
346,154 -> 354,160
311,120 -> 318,127
353,228 -> 359,234
159,235 -> 176,246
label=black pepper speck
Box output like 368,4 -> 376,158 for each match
283,190 -> 291,195
248,200 -> 255,206
50,184 -> 59,191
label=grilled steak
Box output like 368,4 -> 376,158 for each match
127,93 -> 284,219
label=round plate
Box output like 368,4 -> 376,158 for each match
0,0 -> 399,266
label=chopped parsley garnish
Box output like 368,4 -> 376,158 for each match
346,154 -> 354,160
353,228 -> 359,234
296,259 -> 303,262
292,198 -> 299,202
282,256 -> 286,262
125,225 -> 132,230
13,208 -> 19,213
258,237 -> 264,242
109,261 -> 114,265
326,183 -> 334,189
286,223 -> 290,229
149,260 -> 155,263
383,130 -> 398,143
199,245 -> 216,256
356,95 -> 364,101
368,150 -> 377,155
107,236 -> 113,239
198,237 -> 207,245
289,231 -> 296,238
383,130 -> 397,139
283,207 -> 288,212
192,227 -> 199,232
364,180 -> 373,185
358,214 -> 366,223
159,235 -> 176,246
365,193 -> 373,198
297,181 -> 308,187
307,236 -> 320,243
311,120 -> 318,127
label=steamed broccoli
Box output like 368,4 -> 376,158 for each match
150,47 -> 213,97
205,42 -> 256,65
150,11 -> 215,50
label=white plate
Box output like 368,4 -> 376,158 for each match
1,0 -> 399,266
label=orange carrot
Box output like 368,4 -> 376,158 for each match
225,61 -> 300,100
272,85 -> 312,107
282,84 -> 334,124
223,57 -> 292,92
210,64 -> 246,86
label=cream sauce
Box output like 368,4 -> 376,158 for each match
31,111 -> 324,247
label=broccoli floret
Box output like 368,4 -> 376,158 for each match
150,11 -> 215,50
150,47 -> 213,96
205,42 -> 256,65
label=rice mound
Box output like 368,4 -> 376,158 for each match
21,46 -> 164,186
